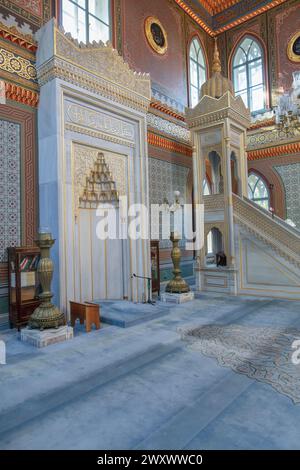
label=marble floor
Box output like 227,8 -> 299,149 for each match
1,293 -> 300,450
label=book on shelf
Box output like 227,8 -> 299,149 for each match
19,256 -> 28,271
29,255 -> 39,270
19,255 -> 39,272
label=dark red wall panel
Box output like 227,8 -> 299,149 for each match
122,0 -> 188,106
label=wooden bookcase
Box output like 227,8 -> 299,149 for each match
150,240 -> 160,296
8,246 -> 41,330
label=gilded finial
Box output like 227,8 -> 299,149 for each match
212,37 -> 222,74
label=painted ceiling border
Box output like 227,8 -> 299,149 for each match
175,0 -> 289,36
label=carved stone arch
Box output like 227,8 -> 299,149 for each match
204,222 -> 226,259
205,222 -> 224,241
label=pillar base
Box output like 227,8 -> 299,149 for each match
161,292 -> 195,304
21,325 -> 73,348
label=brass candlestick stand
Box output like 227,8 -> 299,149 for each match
29,232 -> 65,330
165,232 -> 190,294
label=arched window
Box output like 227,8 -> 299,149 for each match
232,36 -> 265,113
189,38 -> 207,108
62,0 -> 111,44
248,173 -> 270,210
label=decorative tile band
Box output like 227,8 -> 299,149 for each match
0,118 -> 21,263
0,0 -> 51,27
174,1 -> 214,36
248,127 -> 300,150
150,101 -> 185,122
248,142 -> 300,160
214,0 -> 288,34
148,132 -> 192,157
152,87 -> 185,114
175,0 -> 288,36
0,22 -> 37,52
249,118 -> 275,130
0,47 -> 36,82
147,113 -> 190,144
5,82 -> 39,107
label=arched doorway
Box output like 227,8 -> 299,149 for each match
231,152 -> 239,195
206,227 -> 224,266
208,151 -> 222,194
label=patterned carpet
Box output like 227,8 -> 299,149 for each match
180,324 -> 300,404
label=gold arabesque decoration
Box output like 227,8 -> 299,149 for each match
287,32 -> 300,63
145,17 -> 168,55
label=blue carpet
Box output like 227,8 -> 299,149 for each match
94,300 -> 171,328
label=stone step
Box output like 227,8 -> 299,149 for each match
134,371 -> 252,450
0,341 -> 181,438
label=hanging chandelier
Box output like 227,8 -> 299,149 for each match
274,72 -> 300,135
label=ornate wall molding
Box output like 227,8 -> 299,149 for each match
36,21 -> 151,113
249,118 -> 275,130
65,123 -> 135,149
148,131 -> 192,156
5,82 -> 39,107
151,86 -> 186,114
0,47 -> 36,82
0,21 -> 37,52
174,0 -> 214,35
150,101 -> 185,122
65,102 -> 135,142
248,142 -> 300,160
54,26 -> 151,99
38,56 -> 150,113
0,0 -> 52,31
248,128 -> 300,150
147,113 -> 190,144
173,0 -> 289,36
213,0 -> 288,34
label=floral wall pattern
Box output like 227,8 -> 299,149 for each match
149,157 -> 189,249
275,163 -> 300,228
0,119 -> 21,262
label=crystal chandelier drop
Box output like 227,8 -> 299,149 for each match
274,72 -> 300,135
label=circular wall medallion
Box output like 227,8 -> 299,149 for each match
287,32 -> 300,62
145,17 -> 168,55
